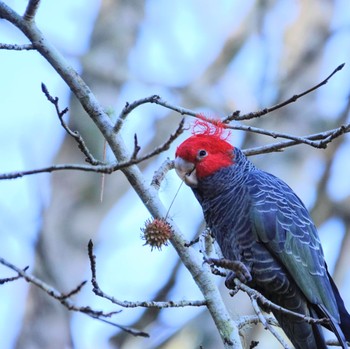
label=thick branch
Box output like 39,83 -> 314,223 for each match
23,0 -> 41,21
0,4 -> 242,347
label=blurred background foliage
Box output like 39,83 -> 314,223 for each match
1,0 -> 350,348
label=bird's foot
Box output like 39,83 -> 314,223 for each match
204,257 -> 252,287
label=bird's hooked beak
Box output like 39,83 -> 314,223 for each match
174,157 -> 198,188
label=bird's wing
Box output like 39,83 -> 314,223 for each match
246,170 -> 339,320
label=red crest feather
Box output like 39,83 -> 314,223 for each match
192,114 -> 231,140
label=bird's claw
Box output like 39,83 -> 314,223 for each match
204,257 -> 252,287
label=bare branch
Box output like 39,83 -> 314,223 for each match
56,281 -> 88,300
237,314 -> 279,330
114,95 -> 161,133
41,83 -> 69,117
250,297 -> 292,349
234,279 -> 330,326
114,95 -> 196,133
131,134 -> 141,160
226,63 -> 345,122
243,123 -> 350,156
152,97 -> 198,117
0,118 -> 186,180
0,266 -> 29,284
23,0 -> 41,21
0,256 -> 149,337
151,158 -> 174,190
88,240 -> 206,309
0,43 -> 34,50
112,94 -> 350,160
41,83 -> 105,165
205,255 -> 330,327
229,123 -> 349,149
0,163 -> 114,180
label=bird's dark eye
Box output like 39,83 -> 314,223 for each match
198,149 -> 207,158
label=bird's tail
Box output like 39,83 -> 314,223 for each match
316,304 -> 348,349
328,272 -> 350,342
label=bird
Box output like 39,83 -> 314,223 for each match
174,118 -> 350,349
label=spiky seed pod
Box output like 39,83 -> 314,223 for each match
141,218 -> 173,251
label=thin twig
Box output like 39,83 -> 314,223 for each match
243,123 -> 350,156
41,83 -> 104,165
56,281 -> 88,300
184,236 -> 200,247
237,314 -> 279,330
229,123 -> 349,149
0,117 -> 187,180
114,95 -> 161,133
235,279 -> 330,326
23,0 -> 41,21
100,140 -> 107,202
206,258 -> 330,327
0,256 -> 149,337
0,266 -> 29,284
117,64 -> 345,129
0,122 -> 348,182
114,95 -> 196,133
88,240 -> 207,309
0,43 -> 34,50
131,134 -> 141,160
250,297 -> 292,349
151,158 -> 175,190
225,63 -> 345,121
0,163 -> 114,180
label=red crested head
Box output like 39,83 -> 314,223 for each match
175,116 -> 234,184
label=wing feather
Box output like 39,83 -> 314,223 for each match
246,170 -> 339,320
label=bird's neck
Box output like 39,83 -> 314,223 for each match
195,148 -> 253,195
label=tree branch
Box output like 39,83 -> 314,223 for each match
234,279 -> 329,326
243,123 -> 350,156
114,95 -> 161,133
0,256 -> 149,337
250,297 -> 292,349
237,314 -> 279,330
41,82 -> 105,165
0,119 -> 185,180
0,266 -> 29,284
0,6 -> 241,346
151,158 -> 174,190
225,63 -> 345,121
114,94 -> 196,133
23,0 -> 41,21
3,3 -> 346,348
0,43 -> 34,50
88,240 -> 207,309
